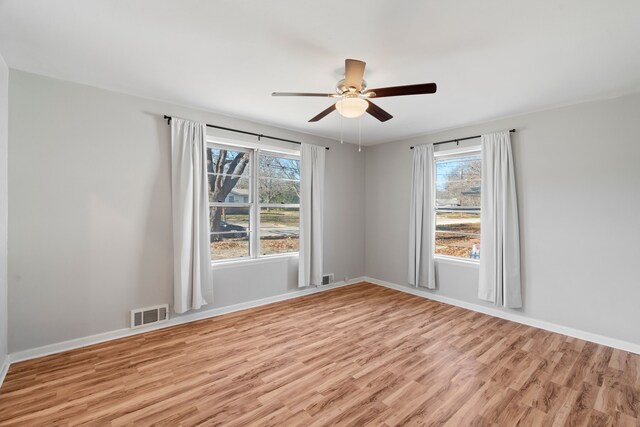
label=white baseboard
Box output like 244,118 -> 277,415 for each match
5,275 -> 635,391
364,276 -> 640,355
0,355 -> 9,389
7,277 -> 366,366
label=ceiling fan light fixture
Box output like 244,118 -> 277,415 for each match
273,58 -> 436,123
335,97 -> 368,118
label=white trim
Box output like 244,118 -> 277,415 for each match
207,141 -> 301,264
206,135 -> 300,157
207,140 -> 253,154
8,277 -> 366,365
4,276 -> 638,387
211,253 -> 298,269
259,203 -> 300,208
434,255 -> 480,268
363,277 -> 640,355
434,145 -> 481,157
250,147 -> 259,257
209,202 -> 251,208
0,355 -> 9,389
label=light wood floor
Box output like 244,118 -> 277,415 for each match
0,283 -> 639,426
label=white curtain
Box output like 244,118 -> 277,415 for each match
478,131 -> 522,308
299,143 -> 325,287
171,118 -> 211,313
408,144 -> 436,289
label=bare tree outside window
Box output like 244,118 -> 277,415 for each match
206,145 -> 301,261
208,148 -> 249,232
435,153 -> 482,259
259,154 -> 300,255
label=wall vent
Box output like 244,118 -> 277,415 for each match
131,304 -> 169,329
322,273 -> 334,286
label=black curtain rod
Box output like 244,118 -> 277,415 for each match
410,129 -> 516,149
164,115 -> 329,150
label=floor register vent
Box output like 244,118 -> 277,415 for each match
131,304 -> 169,329
322,274 -> 334,286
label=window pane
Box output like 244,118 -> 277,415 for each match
259,154 -> 300,179
435,232 -> 480,259
260,207 -> 299,255
207,147 -> 250,176
210,232 -> 250,261
209,175 -> 250,203
436,211 -> 480,234
210,207 -> 250,261
435,154 -> 481,207
258,154 -> 300,204
259,178 -> 300,204
210,207 -> 249,233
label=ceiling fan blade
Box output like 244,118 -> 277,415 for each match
365,83 -> 437,98
309,104 -> 337,122
344,59 -> 366,90
272,92 -> 338,97
366,100 -> 393,122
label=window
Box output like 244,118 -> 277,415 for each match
207,143 -> 300,262
434,150 -> 481,260
259,154 -> 300,256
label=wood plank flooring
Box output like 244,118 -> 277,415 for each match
0,282 -> 639,426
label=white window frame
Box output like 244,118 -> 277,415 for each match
207,141 -> 300,264
257,150 -> 301,259
433,146 -> 482,264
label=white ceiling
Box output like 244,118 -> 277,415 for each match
1,0 -> 640,145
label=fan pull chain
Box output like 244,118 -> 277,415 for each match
358,115 -> 362,152
339,96 -> 344,144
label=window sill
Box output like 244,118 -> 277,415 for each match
434,255 -> 480,268
211,253 -> 299,270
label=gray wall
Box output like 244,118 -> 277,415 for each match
0,54 -> 8,361
8,70 -> 365,353
365,91 -> 640,345
8,67 -> 640,353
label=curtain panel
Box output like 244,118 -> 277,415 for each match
478,131 -> 522,308
298,143 -> 325,287
170,118 -> 211,313
408,144 -> 436,289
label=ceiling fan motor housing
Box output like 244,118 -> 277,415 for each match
336,78 -> 367,95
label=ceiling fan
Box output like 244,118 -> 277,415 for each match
272,59 -> 437,123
